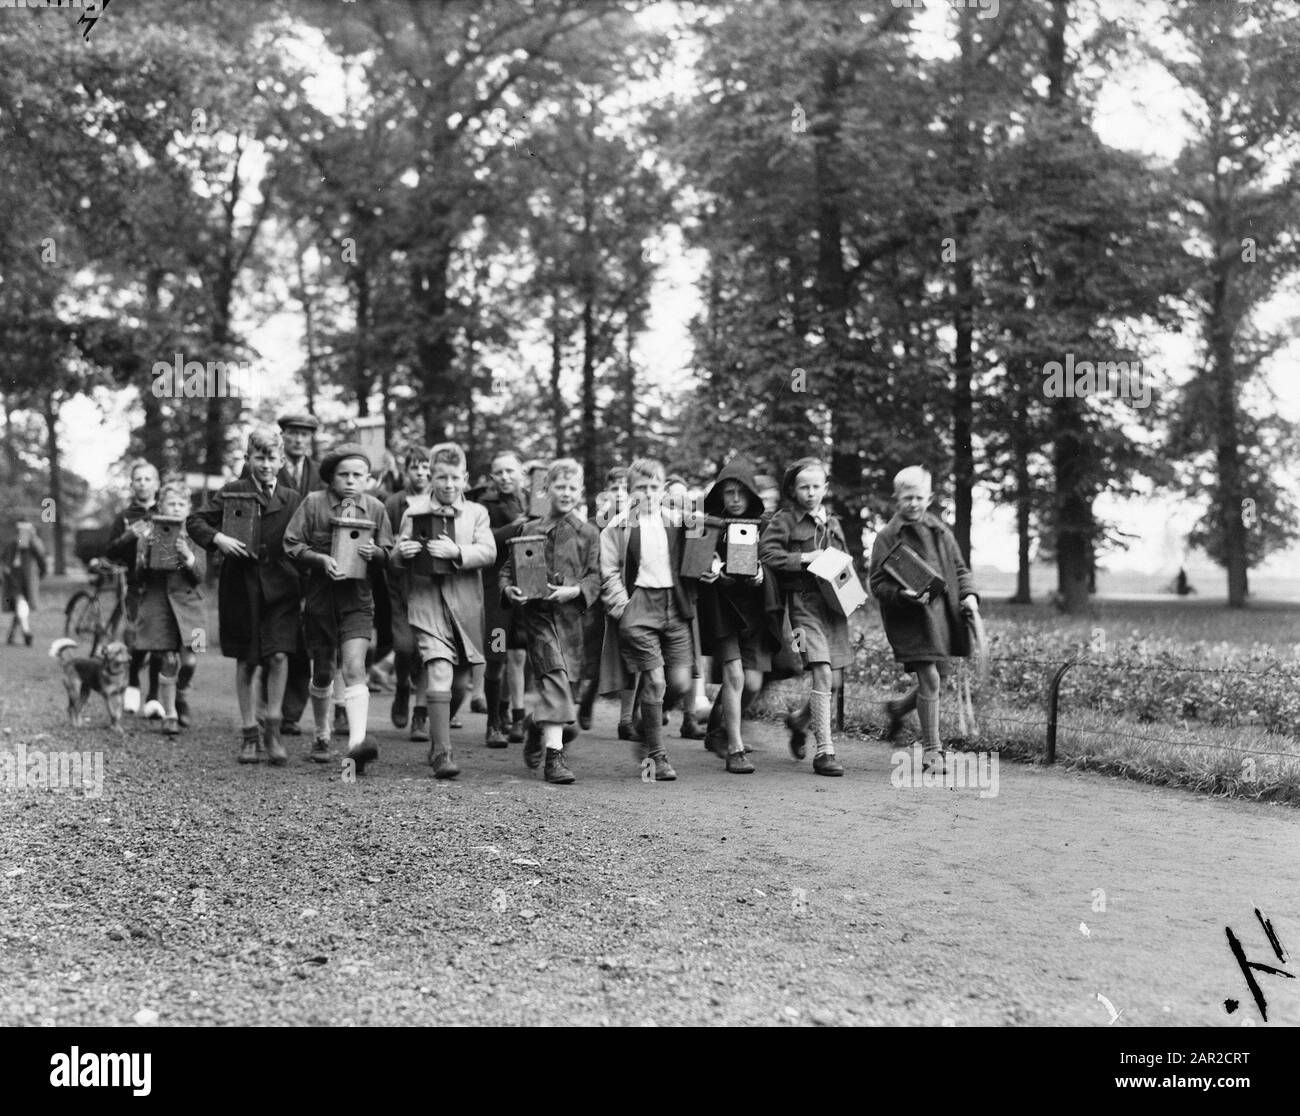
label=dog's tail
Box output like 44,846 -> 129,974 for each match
49,637 -> 79,662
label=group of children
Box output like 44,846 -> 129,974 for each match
109,420 -> 980,783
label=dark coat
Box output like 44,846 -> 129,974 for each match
2,534 -> 48,613
695,457 -> 784,663
384,486 -> 421,653
135,547 -> 207,652
240,455 -> 323,495
499,510 -> 601,679
187,479 -> 304,661
869,512 -> 977,662
478,485 -> 527,655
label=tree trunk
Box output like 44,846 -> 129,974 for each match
812,54 -> 867,564
1210,283 -> 1248,606
950,9 -> 977,564
550,294 -> 566,458
42,388 -> 66,576
1012,378 -> 1033,603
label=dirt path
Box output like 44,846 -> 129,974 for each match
2,618 -> 1296,1027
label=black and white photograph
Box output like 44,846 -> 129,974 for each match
1,0 -> 1297,1085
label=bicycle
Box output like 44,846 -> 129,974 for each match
64,558 -> 129,655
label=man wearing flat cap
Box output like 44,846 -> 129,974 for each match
276,413 -> 324,496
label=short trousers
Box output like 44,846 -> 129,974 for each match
618,586 -> 695,674
415,623 -> 468,667
303,574 -> 374,656
532,665 -> 577,724
712,631 -> 772,674
904,658 -> 955,678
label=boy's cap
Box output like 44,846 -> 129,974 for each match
320,443 -> 371,483
277,412 -> 320,432
782,457 -> 828,499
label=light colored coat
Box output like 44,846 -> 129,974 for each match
390,496 -> 496,663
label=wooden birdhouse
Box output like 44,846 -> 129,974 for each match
880,542 -> 946,601
723,519 -> 761,576
147,515 -> 185,570
679,521 -> 723,579
509,535 -> 550,600
329,514 -> 376,580
527,466 -> 551,519
409,509 -> 455,577
807,547 -> 868,617
221,493 -> 261,552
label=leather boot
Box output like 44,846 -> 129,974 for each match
237,726 -> 260,764
641,701 -> 676,780
431,744 -> 460,779
544,746 -> 576,784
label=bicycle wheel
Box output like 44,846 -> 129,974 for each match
65,591 -> 103,651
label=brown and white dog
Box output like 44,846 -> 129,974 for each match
49,638 -> 130,734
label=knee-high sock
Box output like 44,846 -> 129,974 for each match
177,660 -> 196,691
428,691 -> 452,753
810,689 -> 834,756
333,673 -> 346,710
451,665 -> 470,718
309,683 -> 332,738
158,673 -> 178,719
641,701 -> 666,758
619,687 -> 637,723
917,695 -> 941,749
542,722 -> 563,752
343,683 -> 369,748
147,655 -> 161,702
484,668 -> 503,729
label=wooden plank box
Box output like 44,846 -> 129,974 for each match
723,519 -> 761,576
409,510 -> 455,577
679,522 -> 722,579
330,515 -> 376,581
509,535 -> 550,600
147,515 -> 185,570
807,547 -> 868,617
527,467 -> 551,519
221,493 -> 261,552
880,541 -> 946,600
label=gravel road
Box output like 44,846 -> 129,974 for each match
3,614 -> 1296,1027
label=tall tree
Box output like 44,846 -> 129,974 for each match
1156,0 -> 1300,605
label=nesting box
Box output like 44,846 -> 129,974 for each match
679,522 -> 722,579
509,534 -> 550,600
527,467 -> 551,519
723,519 -> 761,576
330,514 -> 376,580
409,510 -> 455,577
221,493 -> 261,551
880,542 -> 946,600
147,515 -> 185,570
807,547 -> 868,617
